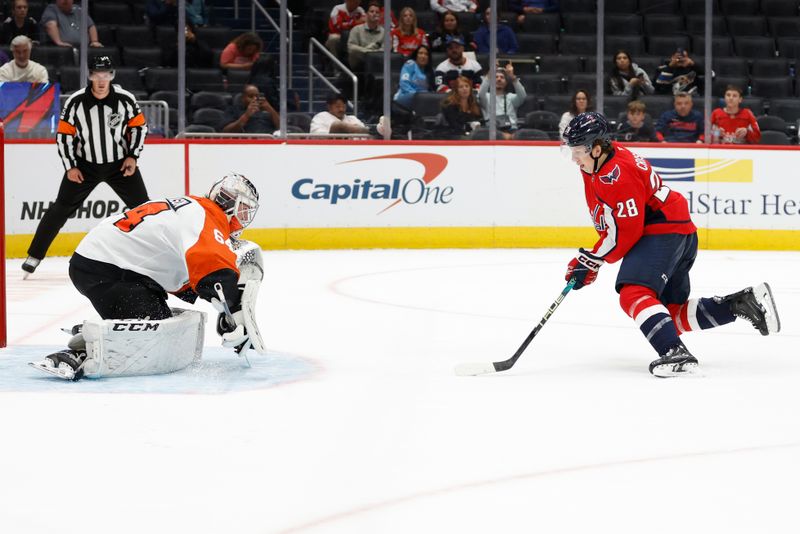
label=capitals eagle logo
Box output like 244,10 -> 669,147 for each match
598,164 -> 621,185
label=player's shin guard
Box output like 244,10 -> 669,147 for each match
667,298 -> 735,334
619,285 -> 683,357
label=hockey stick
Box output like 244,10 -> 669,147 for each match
454,278 -> 577,376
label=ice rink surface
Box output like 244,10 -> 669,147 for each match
1,248 -> 798,534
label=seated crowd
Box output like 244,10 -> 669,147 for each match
315,0 -> 800,143
0,0 -> 797,142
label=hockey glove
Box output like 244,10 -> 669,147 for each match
216,311 -> 250,350
565,249 -> 604,290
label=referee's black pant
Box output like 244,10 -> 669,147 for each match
27,159 -> 150,260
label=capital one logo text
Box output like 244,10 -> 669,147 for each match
291,153 -> 451,214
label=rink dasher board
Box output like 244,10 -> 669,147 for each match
5,140 -> 800,255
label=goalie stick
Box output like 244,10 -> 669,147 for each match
454,278 -> 576,376
214,282 -> 252,367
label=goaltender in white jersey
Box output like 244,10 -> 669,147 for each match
31,173 -> 266,381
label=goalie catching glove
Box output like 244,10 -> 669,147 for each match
565,248 -> 604,290
216,309 -> 249,349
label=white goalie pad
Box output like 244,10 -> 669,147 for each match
81,309 -> 206,378
232,238 -> 264,282
240,279 -> 266,355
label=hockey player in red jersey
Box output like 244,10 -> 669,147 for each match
561,112 -> 780,377
31,173 -> 264,380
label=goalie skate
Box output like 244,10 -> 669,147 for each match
29,350 -> 87,381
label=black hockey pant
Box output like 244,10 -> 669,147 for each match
69,254 -> 172,321
27,160 -> 150,260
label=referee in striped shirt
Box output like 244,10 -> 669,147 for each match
23,55 -> 150,277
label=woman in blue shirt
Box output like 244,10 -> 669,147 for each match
394,44 -> 434,108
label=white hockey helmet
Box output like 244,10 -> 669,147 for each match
207,173 -> 259,234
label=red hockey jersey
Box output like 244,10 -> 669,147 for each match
580,143 -> 696,264
710,107 -> 761,144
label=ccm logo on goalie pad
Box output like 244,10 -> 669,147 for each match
112,322 -> 160,332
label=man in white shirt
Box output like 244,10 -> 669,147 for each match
310,93 -> 369,134
0,35 -> 48,82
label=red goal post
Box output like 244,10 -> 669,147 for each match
1,119 -> 6,347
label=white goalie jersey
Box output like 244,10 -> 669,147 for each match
75,196 -> 239,293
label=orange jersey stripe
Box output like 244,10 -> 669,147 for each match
57,119 -> 76,135
185,196 -> 239,290
127,113 -> 146,128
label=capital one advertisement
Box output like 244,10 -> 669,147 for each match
189,144 -> 505,228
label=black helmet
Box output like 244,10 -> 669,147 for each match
90,55 -> 114,72
562,111 -> 610,148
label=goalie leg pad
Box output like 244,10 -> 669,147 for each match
81,309 -> 206,378
240,279 -> 266,355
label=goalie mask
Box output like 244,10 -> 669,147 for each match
207,173 -> 259,235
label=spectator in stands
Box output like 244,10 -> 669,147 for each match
249,59 -> 302,112
439,75 -> 483,139
608,50 -> 654,99
220,32 -> 263,72
434,35 -> 482,92
478,62 -> 526,139
654,48 -> 701,95
558,89 -> 592,137
710,85 -> 761,144
221,84 -> 280,134
186,0 -> 209,27
391,7 -> 428,57
508,0 -> 559,26
430,0 -> 477,14
164,23 -> 213,68
615,100 -> 657,142
325,0 -> 365,58
0,0 -> 39,46
474,7 -> 518,55
656,92 -> 704,143
0,35 -> 47,82
394,44 -> 434,107
428,10 -> 476,52
310,92 -> 370,134
42,0 -> 102,48
347,0 -> 384,72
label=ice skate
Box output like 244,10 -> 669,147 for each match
29,350 -> 87,381
649,343 -> 700,378
716,282 -> 780,336
21,256 -> 40,279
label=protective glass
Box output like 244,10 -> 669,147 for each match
89,71 -> 115,81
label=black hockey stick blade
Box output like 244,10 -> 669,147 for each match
454,279 -> 577,376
